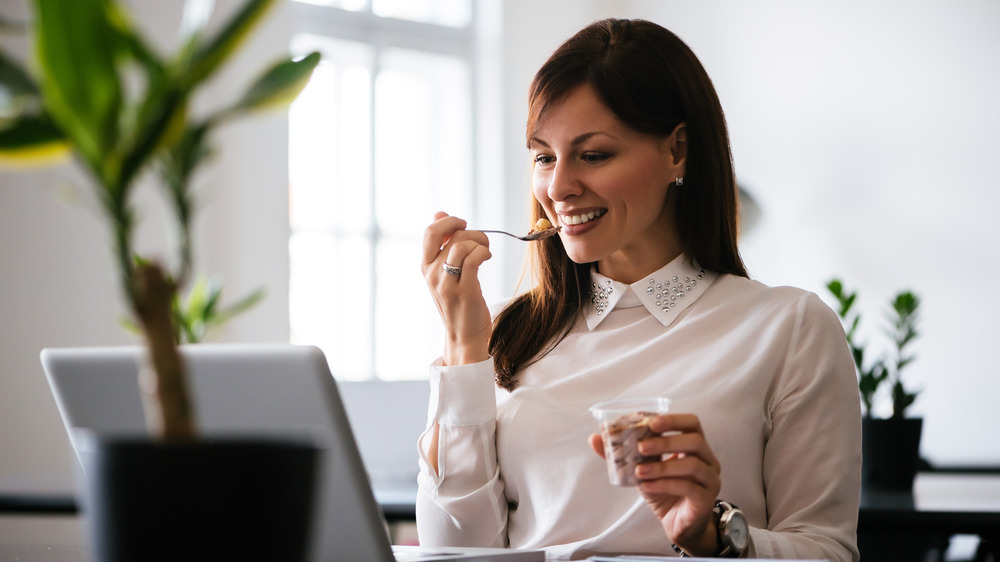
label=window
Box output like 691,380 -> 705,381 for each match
288,0 -> 499,381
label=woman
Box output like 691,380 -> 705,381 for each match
419,18 -> 860,561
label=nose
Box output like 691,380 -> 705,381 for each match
546,161 -> 584,202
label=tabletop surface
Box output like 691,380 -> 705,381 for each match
861,472 -> 1000,512
4,472 -> 1000,561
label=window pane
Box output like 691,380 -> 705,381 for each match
290,35 -> 373,233
289,15 -> 477,381
374,236 -> 443,380
290,232 -> 374,380
372,48 -> 471,379
375,47 -> 472,234
290,34 -> 377,380
293,0 -> 368,11
372,0 -> 471,28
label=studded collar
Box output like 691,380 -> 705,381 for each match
585,255 -> 718,330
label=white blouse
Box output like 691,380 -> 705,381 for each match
416,255 -> 862,561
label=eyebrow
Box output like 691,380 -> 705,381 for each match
528,131 -> 618,149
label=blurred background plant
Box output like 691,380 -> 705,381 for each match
121,272 -> 267,345
0,0 -> 319,441
827,279 -> 922,419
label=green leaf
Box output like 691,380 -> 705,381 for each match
893,291 -> 919,316
201,282 -> 224,321
31,0 -> 124,171
0,114 -> 69,166
0,48 -> 39,100
874,363 -> 889,384
105,1 -> 188,181
891,380 -> 919,418
104,1 -> 165,79
118,315 -> 142,336
897,356 -> 914,371
170,278 -> 264,343
858,373 -> 878,396
847,315 -> 860,341
224,51 -> 321,116
842,293 -> 856,316
207,287 -> 265,328
175,0 -> 278,89
851,345 -> 864,371
826,278 -> 858,318
826,279 -> 843,298
162,121 -> 213,189
117,88 -> 187,193
174,0 -> 218,68
131,254 -> 154,268
183,276 -> 210,318
897,329 -> 918,349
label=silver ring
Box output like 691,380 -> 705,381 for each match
442,263 -> 462,276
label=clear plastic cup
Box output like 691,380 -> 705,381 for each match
589,397 -> 671,486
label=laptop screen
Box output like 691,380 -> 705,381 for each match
42,343 -> 395,562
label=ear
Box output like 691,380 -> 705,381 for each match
668,122 -> 687,170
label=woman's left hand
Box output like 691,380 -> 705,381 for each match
588,413 -> 722,557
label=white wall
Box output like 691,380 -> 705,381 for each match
2,0 -> 999,542
499,0 -> 1000,466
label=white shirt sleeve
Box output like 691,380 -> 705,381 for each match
746,292 -> 862,561
416,358 -> 509,548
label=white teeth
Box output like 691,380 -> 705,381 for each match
560,209 -> 606,226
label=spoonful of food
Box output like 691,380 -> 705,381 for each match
478,218 -> 562,241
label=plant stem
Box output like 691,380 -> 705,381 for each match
101,155 -> 197,440
134,263 -> 197,442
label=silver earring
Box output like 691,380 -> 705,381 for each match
675,176 -> 684,187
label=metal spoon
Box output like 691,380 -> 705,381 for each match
477,226 -> 562,241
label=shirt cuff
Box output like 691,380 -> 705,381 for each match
428,357 -> 498,426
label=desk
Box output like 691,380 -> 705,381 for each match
373,484 -> 420,523
373,477 -> 1000,560
1,488 -> 414,519
0,493 -> 78,515
858,472 -> 1000,560
7,474 -> 1000,560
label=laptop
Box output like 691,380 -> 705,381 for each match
41,343 -> 543,562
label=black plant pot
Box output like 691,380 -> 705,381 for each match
861,417 -> 923,493
82,437 -> 318,562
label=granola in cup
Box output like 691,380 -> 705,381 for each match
589,397 -> 671,486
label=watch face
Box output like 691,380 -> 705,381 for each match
728,511 -> 750,550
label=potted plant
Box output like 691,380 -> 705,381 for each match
827,279 -> 923,493
1,0 -> 321,559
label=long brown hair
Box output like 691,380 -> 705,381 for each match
490,18 -> 748,391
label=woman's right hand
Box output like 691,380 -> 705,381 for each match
421,211 -> 493,366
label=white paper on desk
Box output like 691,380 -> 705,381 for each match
588,557 -> 829,562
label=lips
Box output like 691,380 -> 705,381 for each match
559,208 -> 607,226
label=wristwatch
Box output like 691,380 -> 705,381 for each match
714,500 -> 749,558
671,500 -> 749,558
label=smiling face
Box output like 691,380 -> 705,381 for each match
529,84 -> 687,283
